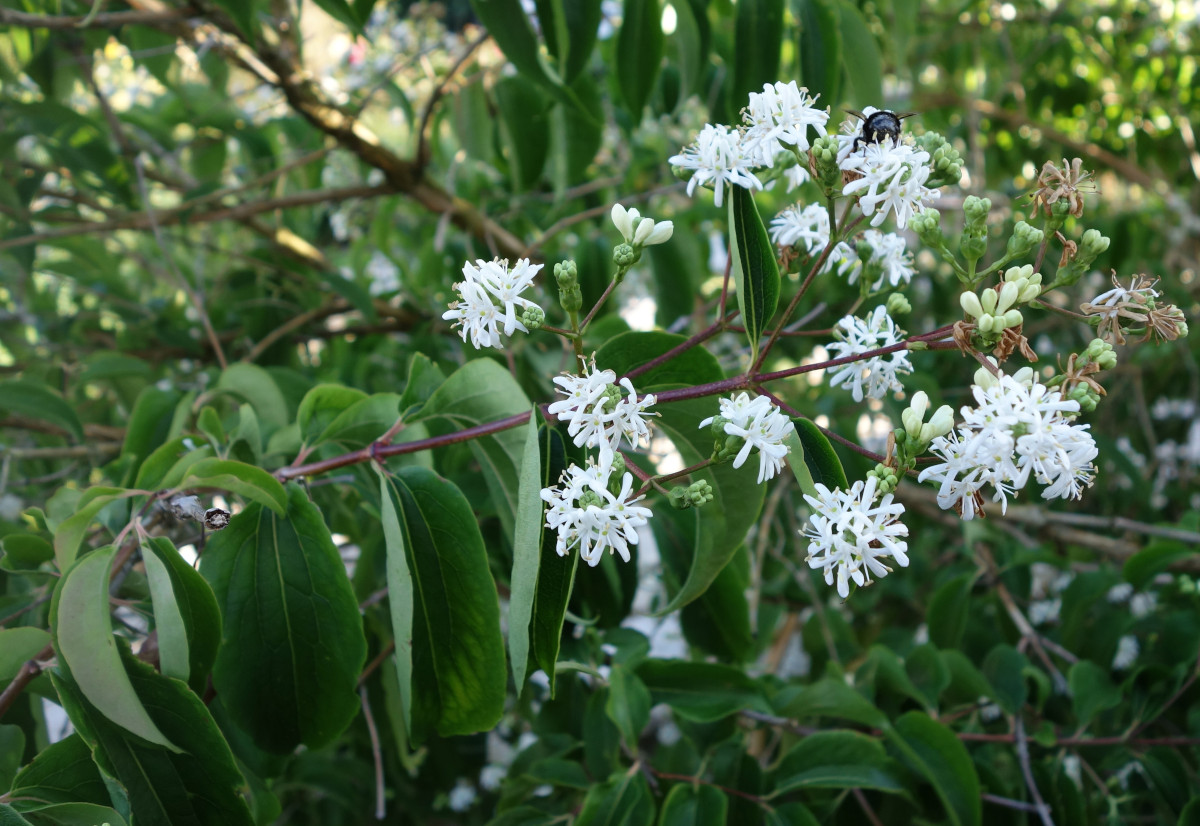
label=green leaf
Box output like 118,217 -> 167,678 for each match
51,546 -> 177,751
1123,540 -> 1192,589
906,644 -> 951,709
311,0 -> 364,33
941,650 -> 995,706
596,332 -> 765,613
470,0 -> 556,84
727,186 -> 781,351
52,487 -> 135,572
982,644 -> 1028,714
657,783 -> 729,826
679,545 -> 754,662
575,771 -> 655,826
525,757 -> 592,789
837,0 -> 883,108
606,665 -> 651,748
636,660 -> 769,722
772,729 -> 904,796
141,536 -> 221,693
497,75 -> 552,191
216,363 -> 288,430
0,627 -> 50,682
317,392 -> 402,450
0,379 -> 83,442
774,675 -> 888,728
119,387 -> 182,476
0,534 -> 54,574
616,0 -> 664,116
886,712 -> 982,826
668,0 -> 708,104
535,0 -> 602,83
509,413 -> 544,692
297,384 -> 368,446
789,417 -> 848,493
200,485 -> 367,753
180,458 -> 288,515
417,358 -> 533,539
209,0 -> 259,44
795,0 -> 842,107
1068,660 -> 1121,726
51,648 -> 254,826
8,734 -> 110,808
927,573 -> 974,649
379,466 -> 506,742
133,437 -> 211,491
731,0 -> 784,119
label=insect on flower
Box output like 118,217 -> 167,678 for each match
847,108 -> 916,152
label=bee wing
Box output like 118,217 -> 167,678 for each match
895,112 -> 918,120
843,108 -> 866,120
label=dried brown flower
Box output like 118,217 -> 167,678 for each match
1031,157 -> 1098,219
1079,272 -> 1160,345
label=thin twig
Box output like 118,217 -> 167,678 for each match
983,793 -> 1044,813
359,686 -> 387,820
415,31 -> 489,168
0,7 -> 186,29
1013,716 -> 1056,826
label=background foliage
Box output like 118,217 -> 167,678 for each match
0,0 -> 1198,824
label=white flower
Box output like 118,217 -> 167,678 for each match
1028,598 -> 1061,626
612,203 -> 673,247
365,251 -> 400,295
669,123 -> 763,208
770,202 -> 830,252
918,375 -> 1099,519
741,81 -> 829,165
1106,582 -> 1134,603
547,359 -> 658,461
442,258 -> 542,350
699,393 -> 793,483
826,306 -> 913,401
1130,591 -> 1157,618
841,140 -> 938,229
447,779 -> 476,812
1112,635 -> 1139,670
802,476 -> 910,599
858,230 -> 915,290
479,765 -> 505,792
540,459 -> 653,566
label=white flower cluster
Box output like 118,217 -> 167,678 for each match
442,258 -> 542,350
918,370 -> 1099,519
699,393 -> 793,483
769,202 -> 829,252
841,140 -> 938,229
669,82 -> 828,207
770,204 -> 915,290
540,458 -> 652,567
611,203 -> 673,247
803,476 -> 910,599
826,306 -> 913,401
547,359 -> 658,462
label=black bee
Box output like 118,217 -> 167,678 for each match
846,108 -> 916,152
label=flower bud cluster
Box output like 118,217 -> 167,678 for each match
555,260 -> 582,313
914,132 -> 963,188
960,282 -> 1026,335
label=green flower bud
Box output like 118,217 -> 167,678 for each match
1078,229 -> 1111,263
886,292 -> 912,316
607,452 -> 627,481
613,243 -> 639,269
1006,221 -> 1044,259
910,208 -> 944,247
960,227 -> 988,264
554,259 -> 578,288
521,304 -> 545,329
1067,383 -> 1100,413
868,464 -> 899,494
1084,338 -> 1117,369
687,480 -> 714,507
916,132 -> 964,187
963,195 -> 992,229
578,489 -> 603,509
811,134 -> 843,195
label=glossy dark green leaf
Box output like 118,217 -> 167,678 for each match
318,392 -> 403,450
1068,660 -> 1121,726
616,0 -> 664,116
525,756 -> 592,789
679,545 -> 754,662
772,730 -> 904,796
940,649 -> 995,706
1123,540 -> 1192,589
982,644 -> 1028,715
927,573 -> 974,649
0,627 -> 50,682
379,466 -> 506,742
794,0 -> 842,107
906,643 -> 950,710
51,546 -> 176,751
297,383 -> 368,445
0,534 -> 53,574
860,644 -> 925,708
180,458 -> 288,515
311,0 -> 364,33
417,358 -> 532,539
886,712 -> 981,826
0,379 -> 82,442
668,0 -> 708,104
728,186 -> 781,350
789,417 -> 848,493
508,413 -> 545,693
657,783 -> 728,826
535,0 -> 602,83
731,0 -> 784,118
141,536 -> 221,693
119,386 -> 181,477
575,770 -> 655,826
497,75 -> 552,191
4,802 -> 127,826
636,660 -> 769,722
216,363 -> 288,430
605,665 -> 651,748
470,0 -> 556,84
53,486 -> 138,570
774,675 -> 888,728
51,648 -> 254,826
837,0 -> 883,108
209,0 -> 259,44
7,734 -> 109,809
596,332 -> 765,614
200,485 -> 366,753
